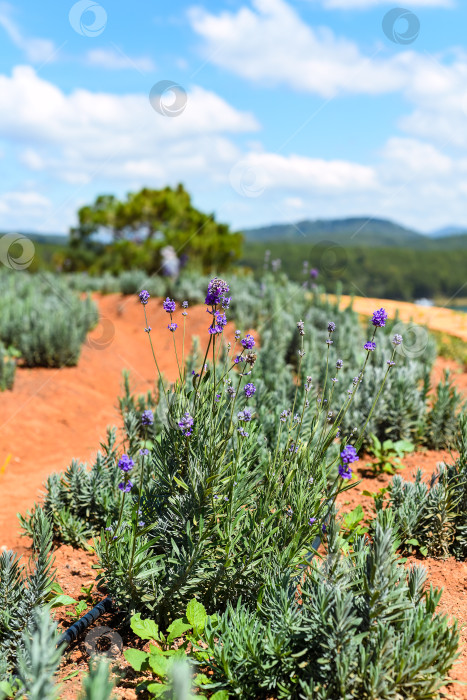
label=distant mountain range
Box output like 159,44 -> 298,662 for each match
2,218 -> 467,250
243,217 -> 467,249
0,231 -> 67,246
428,225 -> 467,238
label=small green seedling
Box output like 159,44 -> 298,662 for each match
341,505 -> 368,543
367,434 -> 414,475
124,599 -> 220,698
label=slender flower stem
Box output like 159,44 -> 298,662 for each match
143,306 -> 171,414
355,347 -> 396,450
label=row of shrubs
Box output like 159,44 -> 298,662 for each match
0,272 -> 99,387
8,277 -> 462,698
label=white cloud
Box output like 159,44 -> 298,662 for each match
189,0 -> 464,107
189,0 -> 420,98
0,4 -> 56,63
86,48 -> 156,73
380,137 -> 452,177
0,66 -> 259,180
0,190 -> 51,217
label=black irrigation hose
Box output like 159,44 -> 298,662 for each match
57,596 -> 114,651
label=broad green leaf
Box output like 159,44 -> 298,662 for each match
186,599 -> 207,634
406,538 -> 419,546
0,680 -> 14,697
148,652 -> 169,677
49,594 -> 77,608
211,691 -> 230,700
75,600 -> 87,615
166,618 -> 192,644
123,648 -> 149,672
130,612 -> 160,641
147,683 -> 170,697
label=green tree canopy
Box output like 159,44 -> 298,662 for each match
69,184 -> 242,272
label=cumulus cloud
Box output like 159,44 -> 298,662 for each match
0,66 -> 259,184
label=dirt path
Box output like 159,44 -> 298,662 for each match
0,294 -> 228,553
336,294 -> 467,343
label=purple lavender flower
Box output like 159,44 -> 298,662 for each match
271,259 -> 281,272
241,334 -> 255,350
215,393 -> 221,402
364,341 -> 376,352
118,455 -> 134,473
326,339 -> 333,346
227,385 -> 236,397
163,297 -> 176,313
139,290 -> 150,305
338,464 -> 353,480
328,322 -> 336,333
144,327 -> 151,333
387,360 -> 396,367
392,334 -> 403,346
205,278 -> 230,306
372,308 -> 388,327
182,301 -> 188,309
244,383 -> 256,398
341,445 -> 359,465
297,320 -> 305,336
139,448 -> 149,456
118,480 -> 133,492
209,311 -> 226,335
237,408 -> 252,422
336,359 -> 343,369
168,323 -> 178,332
331,377 -> 338,383
142,410 -> 154,426
234,355 -> 245,364
238,428 -> 249,437
234,330 -> 241,340
178,412 -> 194,437
310,268 -> 319,279
322,523 -> 326,533
138,521 -> 145,527
222,296 -> 231,310
309,517 -> 316,526
280,410 -> 289,423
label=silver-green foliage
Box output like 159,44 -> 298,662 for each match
0,509 -> 55,681
19,429 -> 121,547
0,271 -> 98,367
378,414 -> 467,560
0,342 -> 16,391
203,518 -> 459,699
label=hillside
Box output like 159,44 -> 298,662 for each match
243,217 -> 467,249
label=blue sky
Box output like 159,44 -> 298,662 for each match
0,0 -> 466,234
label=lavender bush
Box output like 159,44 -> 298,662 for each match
94,278 -> 404,623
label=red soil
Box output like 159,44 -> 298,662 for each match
1,293 -> 466,696
0,294 -> 234,554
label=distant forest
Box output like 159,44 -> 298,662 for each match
241,242 -> 467,303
